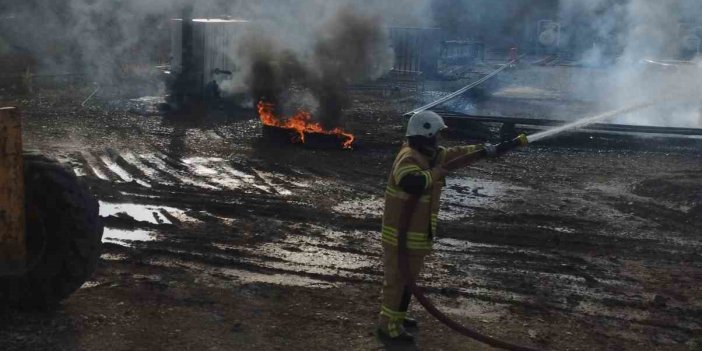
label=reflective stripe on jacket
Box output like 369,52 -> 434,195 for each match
382,143 -> 480,252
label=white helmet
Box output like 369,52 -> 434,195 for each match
406,111 -> 447,137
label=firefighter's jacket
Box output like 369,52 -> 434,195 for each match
382,143 -> 480,252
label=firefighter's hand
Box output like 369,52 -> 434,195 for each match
516,133 -> 529,147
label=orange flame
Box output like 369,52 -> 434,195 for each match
257,101 -> 355,149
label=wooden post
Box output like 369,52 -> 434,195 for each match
0,107 -> 25,273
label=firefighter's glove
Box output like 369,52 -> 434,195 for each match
517,133 -> 529,147
484,143 -> 498,158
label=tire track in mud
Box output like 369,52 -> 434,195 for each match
51,148 -> 702,348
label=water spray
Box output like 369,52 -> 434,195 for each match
526,102 -> 658,143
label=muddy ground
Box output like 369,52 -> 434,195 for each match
1,71 -> 702,351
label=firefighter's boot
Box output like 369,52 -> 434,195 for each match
377,326 -> 415,343
403,317 -> 418,329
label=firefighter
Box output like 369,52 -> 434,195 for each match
377,111 -> 527,342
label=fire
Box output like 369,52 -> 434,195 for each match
257,101 -> 355,149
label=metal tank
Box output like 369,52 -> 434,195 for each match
167,10 -> 250,108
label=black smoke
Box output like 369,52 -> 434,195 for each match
244,7 -> 393,128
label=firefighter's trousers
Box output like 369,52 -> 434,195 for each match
378,245 -> 427,337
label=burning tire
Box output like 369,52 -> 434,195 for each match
0,153 -> 103,309
258,101 -> 355,149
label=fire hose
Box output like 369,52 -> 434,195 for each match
395,136 -> 541,351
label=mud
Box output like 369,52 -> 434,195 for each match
1,73 -> 702,351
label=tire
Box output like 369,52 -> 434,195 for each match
0,153 -> 103,309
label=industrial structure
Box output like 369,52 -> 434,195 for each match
165,7 -> 249,110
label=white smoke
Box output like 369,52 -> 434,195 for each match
558,0 -> 702,127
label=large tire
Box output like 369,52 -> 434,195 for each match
0,153 -> 103,309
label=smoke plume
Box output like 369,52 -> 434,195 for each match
0,0 -> 427,125
243,6 -> 394,128
0,0 -> 428,82
558,0 -> 702,127
0,0 -> 186,84
427,0 -> 702,127
5,0 -> 699,128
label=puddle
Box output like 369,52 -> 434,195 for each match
218,267 -> 335,288
434,238 -> 504,251
99,201 -> 196,225
130,96 -> 165,104
100,252 -> 129,261
252,169 -> 292,195
183,158 -> 221,177
139,154 -> 219,190
256,241 -> 374,271
76,152 -> 296,194
538,225 -> 576,234
441,298 -> 509,322
102,228 -> 156,246
332,178 -> 527,221
99,155 -> 133,182
247,225 -> 378,255
117,191 -> 162,200
211,228 -> 378,281
151,258 -> 336,289
72,167 -> 88,177
181,157 -> 287,193
99,155 -> 151,187
121,152 -> 174,186
81,152 -> 110,180
222,165 -> 271,192
79,281 -> 105,289
128,96 -> 166,116
332,197 -> 383,219
441,177 -> 528,220
182,157 -> 249,190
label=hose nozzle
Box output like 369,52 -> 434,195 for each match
516,133 -> 529,147
496,133 -> 529,154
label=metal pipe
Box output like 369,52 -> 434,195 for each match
433,108 -> 702,136
404,55 -> 524,117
